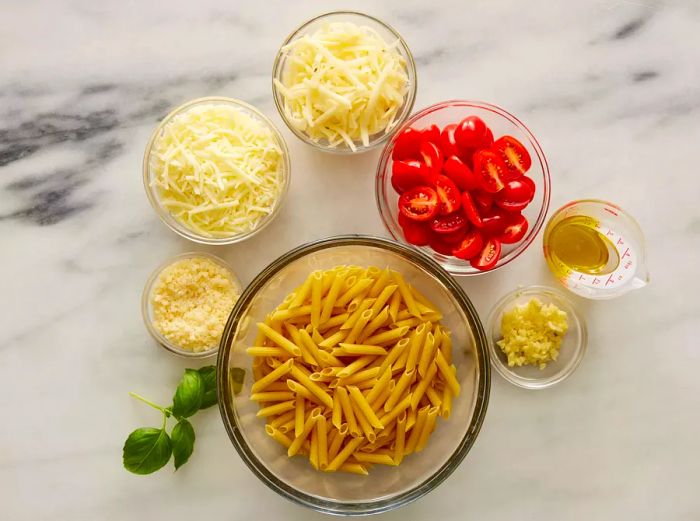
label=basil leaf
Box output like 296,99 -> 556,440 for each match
123,427 -> 172,475
171,419 -> 196,470
198,366 -> 217,409
172,369 -> 204,418
229,367 -> 246,396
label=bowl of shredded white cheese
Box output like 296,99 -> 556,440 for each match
143,97 -> 290,244
272,11 -> 417,153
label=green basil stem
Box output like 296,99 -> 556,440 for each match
129,392 -> 168,414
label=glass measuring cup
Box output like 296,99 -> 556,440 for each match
543,199 -> 649,299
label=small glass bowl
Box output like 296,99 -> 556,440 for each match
143,97 -> 291,245
271,11 -> 417,154
142,252 -> 242,358
376,100 -> 551,276
485,285 -> 587,390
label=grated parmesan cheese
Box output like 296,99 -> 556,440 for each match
275,21 -> 409,151
151,257 -> 239,352
149,103 -> 284,238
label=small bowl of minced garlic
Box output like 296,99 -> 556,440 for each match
142,252 -> 242,358
486,285 -> 587,389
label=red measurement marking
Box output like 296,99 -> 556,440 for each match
624,260 -> 632,269
622,247 -> 631,259
605,275 -> 615,286
606,229 -> 615,237
617,237 -> 624,245
593,277 -> 601,285
579,274 -> 585,280
604,207 -> 619,216
618,275 -> 624,280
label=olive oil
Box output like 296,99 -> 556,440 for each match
547,216 -> 619,275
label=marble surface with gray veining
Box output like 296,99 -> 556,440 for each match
2,0 -> 699,519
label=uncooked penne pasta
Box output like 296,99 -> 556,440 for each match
251,391 -> 295,402
415,406 -> 440,452
391,270 -> 422,318
394,411 -> 407,465
368,267 -> 391,298
435,349 -> 461,397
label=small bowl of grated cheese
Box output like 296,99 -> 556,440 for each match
272,11 -> 417,153
142,252 -> 242,358
486,285 -> 587,389
143,97 -> 290,244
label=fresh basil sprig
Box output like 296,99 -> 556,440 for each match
123,365 -> 217,475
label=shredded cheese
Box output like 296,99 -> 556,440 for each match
497,298 -> 569,370
151,257 -> 239,352
275,21 -> 409,151
149,103 -> 284,238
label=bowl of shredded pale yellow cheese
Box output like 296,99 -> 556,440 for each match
486,286 -> 587,389
272,11 -> 416,153
142,252 -> 242,357
143,97 -> 290,244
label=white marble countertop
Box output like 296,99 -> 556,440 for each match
2,0 -> 699,519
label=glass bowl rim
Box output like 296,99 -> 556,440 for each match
374,99 -> 551,276
216,234 -> 490,515
271,10 -> 418,155
141,251 -> 242,358
485,284 -> 588,390
142,96 -> 291,245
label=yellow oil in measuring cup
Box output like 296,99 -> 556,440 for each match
543,200 -> 649,299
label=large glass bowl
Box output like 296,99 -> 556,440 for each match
216,236 -> 490,515
376,100 -> 551,275
272,11 -> 417,154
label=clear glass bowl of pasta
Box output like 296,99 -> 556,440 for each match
271,11 -> 417,154
217,235 -> 490,515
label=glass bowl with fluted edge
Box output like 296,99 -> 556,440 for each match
376,100 -> 551,275
143,97 -> 291,245
216,235 -> 489,515
142,252 -> 242,358
272,11 -> 417,154
486,285 -> 587,389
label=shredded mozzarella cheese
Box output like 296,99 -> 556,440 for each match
149,103 -> 284,237
275,21 -> 409,151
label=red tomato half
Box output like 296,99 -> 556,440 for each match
429,235 -> 456,256
392,128 -> 423,161
399,186 -> 439,222
480,207 -> 510,235
452,231 -> 484,260
420,124 -> 441,146
473,149 -> 507,193
443,156 -> 479,191
430,213 -> 467,235
473,191 -> 494,212
493,135 -> 532,177
470,238 -> 502,271
483,128 -> 494,148
391,160 -> 432,193
398,213 -> 431,246
435,175 -> 461,215
440,227 -> 468,244
497,213 -> 529,244
419,141 -> 444,177
455,116 -> 491,151
494,178 -> 535,212
439,124 -> 462,158
461,191 -> 483,227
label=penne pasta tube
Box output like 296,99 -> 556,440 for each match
411,361 -> 438,410
348,385 -> 384,430
340,298 -> 375,330
269,409 -> 295,429
371,379 -> 395,412
336,387 -> 360,437
266,425 -> 293,449
288,407 -> 322,457
425,385 -> 443,408
415,406 -> 440,452
257,400 -> 295,418
352,451 -> 396,465
290,365 -> 334,408
440,386 -> 452,419
287,379 -> 322,405
350,397 -> 376,443
440,328 -> 452,364
311,327 -> 325,344
317,415 -> 329,470
384,368 -> 415,412
378,338 -> 410,375
404,405 -> 429,455
310,271 -> 323,329
251,359 -> 294,394
394,411 -> 407,465
294,395 -> 305,437
409,284 -> 440,313
365,368 -> 392,404
326,436 -> 366,471
309,425 -> 319,470
246,347 -> 290,358
379,392 -> 412,426
337,462 -> 368,475
251,391 -> 295,402
435,350 -> 461,397
317,312 -> 350,333
338,366 -> 381,386
332,391 -> 342,428
335,343 -> 388,356
271,304 -> 313,322
344,309 -> 374,345
368,267 -> 391,298
364,325 -> 410,346
406,405 -> 417,431
257,323 -> 302,357
328,428 -> 346,461
278,418 -> 296,434
337,355 -> 375,378
289,276 -> 313,309
358,306 -> 390,343
406,323 -> 428,372
318,329 -> 348,348
286,323 -> 317,366
320,271 -> 347,324
388,290 -> 401,322
297,328 -> 324,366
335,278 -> 373,308
317,350 -> 345,367
391,270 -> 422,318
369,285 -> 398,317
417,332 -> 437,378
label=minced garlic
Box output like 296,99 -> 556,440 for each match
151,257 -> 239,352
497,298 -> 568,370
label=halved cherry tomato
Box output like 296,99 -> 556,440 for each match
419,141 -> 444,178
420,124 -> 441,146
391,160 -> 432,193
392,128 -> 423,161
473,149 -> 507,193
443,156 -> 479,191
470,238 -> 502,271
494,178 -> 535,211
399,186 -> 439,222
398,213 -> 431,246
493,136 -> 531,177
480,207 -> 510,235
430,213 -> 467,235
461,191 -> 483,227
452,231 -> 484,260
483,128 -> 494,148
473,191 -> 494,212
439,124 -> 462,158
497,213 -> 529,244
440,227 -> 468,244
429,235 -> 456,256
455,116 -> 491,150
435,175 -> 461,215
